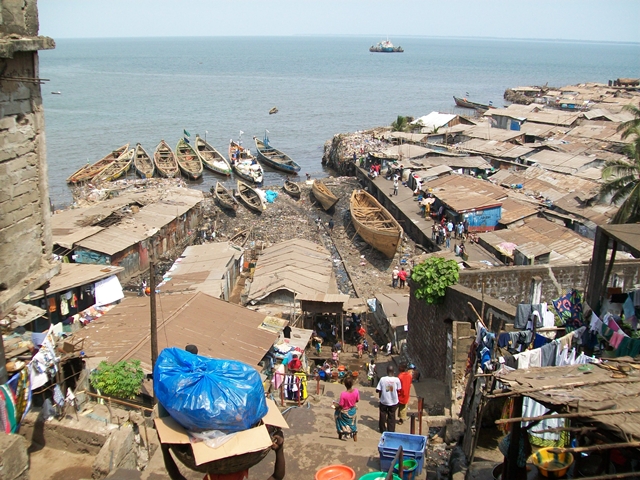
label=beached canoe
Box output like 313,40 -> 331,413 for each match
237,180 -> 265,213
254,133 -> 301,174
93,148 -> 134,183
229,139 -> 263,184
453,95 -> 494,112
66,144 -> 129,184
312,180 -> 339,211
283,179 -> 301,198
350,189 -> 402,259
212,181 -> 238,211
133,143 -> 155,179
176,138 -> 203,180
154,140 -> 180,178
230,227 -> 252,247
195,135 -> 232,176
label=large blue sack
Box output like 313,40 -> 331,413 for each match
154,347 -> 268,433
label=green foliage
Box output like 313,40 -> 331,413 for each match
391,115 -> 410,132
410,257 -> 460,304
90,360 -> 145,399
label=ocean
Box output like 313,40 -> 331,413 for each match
38,36 -> 640,207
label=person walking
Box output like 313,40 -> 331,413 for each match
334,377 -> 359,441
398,267 -> 407,288
392,266 -> 399,288
393,178 -> 399,196
367,359 -> 377,387
328,219 -> 334,232
396,363 -> 413,425
445,229 -> 451,249
376,365 -> 402,433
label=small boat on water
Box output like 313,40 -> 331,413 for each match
195,135 -> 232,176
229,139 -> 263,184
212,181 -> 239,211
269,107 -> 278,115
350,189 -> 402,259
453,96 -> 495,112
312,180 -> 339,211
237,180 -> 265,213
175,138 -> 203,180
133,143 -> 155,179
283,179 -> 301,198
254,132 -> 301,174
154,140 -> 180,178
93,148 -> 135,183
66,144 -> 130,185
369,39 -> 403,53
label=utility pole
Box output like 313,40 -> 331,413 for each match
149,259 -> 158,378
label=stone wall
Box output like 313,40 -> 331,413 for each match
0,0 -> 40,36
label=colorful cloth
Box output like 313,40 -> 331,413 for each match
552,289 -> 584,331
335,406 -> 358,437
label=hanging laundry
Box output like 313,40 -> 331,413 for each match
60,297 -> 69,316
552,289 -> 584,331
48,297 -> 56,313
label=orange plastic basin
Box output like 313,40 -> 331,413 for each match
315,465 -> 356,480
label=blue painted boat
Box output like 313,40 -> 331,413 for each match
253,132 -> 301,174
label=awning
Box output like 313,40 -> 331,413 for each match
0,302 -> 46,328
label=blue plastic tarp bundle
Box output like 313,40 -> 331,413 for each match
265,190 -> 278,203
154,347 -> 268,433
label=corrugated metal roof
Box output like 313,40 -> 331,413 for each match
412,112 -> 458,130
463,124 -> 525,142
424,174 -> 507,213
422,156 -> 491,170
26,263 -> 124,299
382,144 -> 431,160
498,198 -> 538,225
528,150 -> 599,174
76,225 -> 150,255
375,293 -> 410,327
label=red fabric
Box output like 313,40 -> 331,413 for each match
398,371 -> 413,404
398,270 -> 407,281
339,389 -> 360,410
288,357 -> 302,371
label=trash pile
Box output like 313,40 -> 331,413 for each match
68,177 -> 188,207
322,129 -> 391,175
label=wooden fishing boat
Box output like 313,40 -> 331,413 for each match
195,135 -> 231,176
175,138 -> 203,180
133,143 -> 155,179
453,96 -> 494,112
66,144 -> 129,184
229,227 -> 252,248
283,179 -> 301,198
312,180 -> 339,211
350,189 -> 402,259
154,140 -> 180,178
212,181 -> 238,211
93,148 -> 134,183
229,139 -> 263,183
237,180 -> 265,213
254,133 -> 301,174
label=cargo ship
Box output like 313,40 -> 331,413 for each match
369,39 -> 404,53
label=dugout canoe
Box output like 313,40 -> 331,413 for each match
212,181 -> 238,211
237,180 -> 265,213
92,148 -> 134,183
283,179 -> 301,198
175,138 -> 203,180
312,180 -> 339,211
133,143 -> 155,179
195,135 -> 232,176
154,140 -> 180,178
229,139 -> 263,184
66,143 -> 129,184
254,133 -> 301,174
350,189 -> 402,258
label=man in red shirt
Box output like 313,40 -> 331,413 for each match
397,267 -> 407,289
396,363 -> 413,425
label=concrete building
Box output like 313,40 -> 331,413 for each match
371,293 -> 410,351
0,0 -> 59,384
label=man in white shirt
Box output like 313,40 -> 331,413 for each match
376,365 -> 402,433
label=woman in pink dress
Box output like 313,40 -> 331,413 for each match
333,377 -> 359,441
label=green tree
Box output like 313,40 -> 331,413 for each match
617,104 -> 640,138
391,115 -> 410,132
90,360 -> 145,399
410,257 -> 460,304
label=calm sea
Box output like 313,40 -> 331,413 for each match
38,36 -> 640,207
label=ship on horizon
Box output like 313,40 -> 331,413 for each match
369,39 -> 404,53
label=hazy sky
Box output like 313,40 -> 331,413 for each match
38,0 -> 640,43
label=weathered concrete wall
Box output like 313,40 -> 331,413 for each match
0,432 -> 29,480
0,0 -> 40,36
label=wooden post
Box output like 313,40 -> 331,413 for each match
504,396 -> 527,480
418,397 -> 424,435
149,259 -> 158,384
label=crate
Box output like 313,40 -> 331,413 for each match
378,432 -> 427,475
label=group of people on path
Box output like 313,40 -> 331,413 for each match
391,265 -> 408,288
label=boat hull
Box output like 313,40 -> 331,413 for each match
195,135 -> 232,176
93,149 -> 134,183
350,190 -> 402,259
283,180 -> 301,198
453,96 -> 494,112
176,139 -> 203,180
229,140 -> 263,183
133,144 -> 155,179
312,180 -> 339,211
213,181 -> 238,211
254,137 -> 301,174
237,180 -> 265,213
66,144 -> 129,184
154,140 -> 180,178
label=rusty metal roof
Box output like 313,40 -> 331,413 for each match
375,293 -> 410,327
26,263 -> 124,300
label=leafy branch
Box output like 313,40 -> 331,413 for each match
410,257 -> 460,304
89,360 -> 145,399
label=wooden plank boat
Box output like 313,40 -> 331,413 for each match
154,140 -> 180,178
230,227 -> 252,248
312,180 -> 339,211
453,95 -> 494,112
229,139 -> 263,184
254,133 -> 301,174
175,138 -> 203,180
66,144 -> 129,184
350,189 -> 402,259
237,180 -> 265,213
133,143 -> 155,179
212,181 -> 238,211
93,148 -> 134,183
195,135 -> 231,176
283,179 -> 301,198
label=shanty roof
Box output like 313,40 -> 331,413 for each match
412,112 -> 458,131
566,122 -> 627,144
1,302 -> 46,328
486,106 -> 581,127
75,224 -> 152,256
463,124 -> 525,142
457,138 -> 536,159
73,292 -> 278,372
247,239 -> 338,303
527,150 -> 600,175
157,242 -> 243,298
498,198 -> 539,225
424,174 -> 507,213
375,293 -> 410,327
494,363 -> 640,442
26,263 -> 124,300
274,327 -> 313,352
423,155 -> 491,170
381,144 -> 431,160
599,224 -> 640,258
386,132 -> 429,143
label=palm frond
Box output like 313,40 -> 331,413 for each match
617,104 -> 640,136
611,183 -> 640,224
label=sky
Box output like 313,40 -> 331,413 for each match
38,0 -> 640,43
